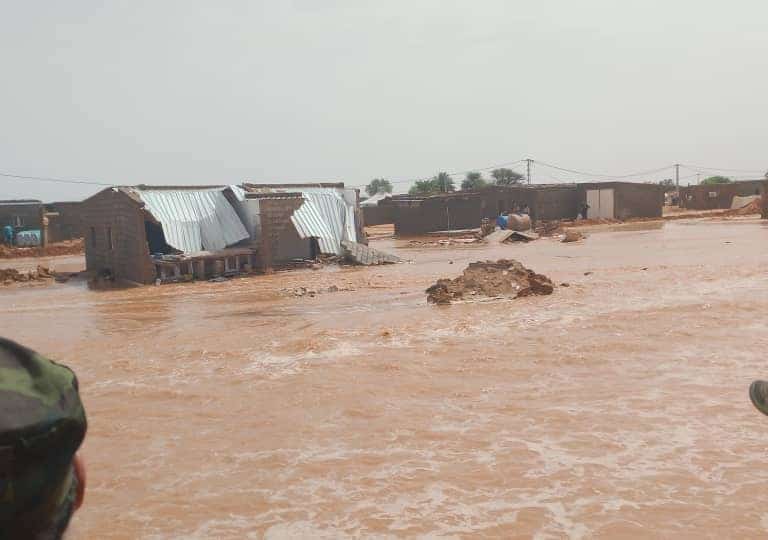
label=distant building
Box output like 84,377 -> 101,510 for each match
0,199 -> 43,231
679,179 -> 767,210
389,182 -> 664,235
577,182 -> 665,220
45,201 -> 85,242
361,192 -> 394,226
390,184 -> 579,236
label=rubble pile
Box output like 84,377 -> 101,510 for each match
0,265 -> 54,285
536,221 -> 564,237
426,259 -> 554,304
562,230 -> 585,243
728,197 -> 762,216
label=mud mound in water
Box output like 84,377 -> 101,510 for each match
426,259 -> 554,304
1,265 -> 54,285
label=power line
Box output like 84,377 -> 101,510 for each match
680,164 -> 766,174
534,160 -> 674,179
0,172 -> 111,186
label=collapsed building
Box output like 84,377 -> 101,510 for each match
82,183 -> 363,285
679,180 -> 767,210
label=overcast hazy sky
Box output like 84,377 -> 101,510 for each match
1,0 -> 767,201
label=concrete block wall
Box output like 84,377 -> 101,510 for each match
256,197 -> 305,270
362,205 -> 393,226
82,189 -> 155,284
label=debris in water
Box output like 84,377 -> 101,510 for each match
425,259 -> 554,304
341,240 -> 401,265
0,266 -> 55,286
562,230 -> 585,243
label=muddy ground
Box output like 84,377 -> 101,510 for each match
3,217 -> 768,538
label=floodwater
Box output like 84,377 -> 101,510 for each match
3,219 -> 768,539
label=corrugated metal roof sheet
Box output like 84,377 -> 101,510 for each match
360,192 -> 391,207
289,190 -> 358,255
134,188 -> 249,254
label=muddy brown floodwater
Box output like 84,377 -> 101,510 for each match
3,218 -> 768,539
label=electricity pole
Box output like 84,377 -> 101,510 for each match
675,163 -> 680,189
526,158 -> 533,184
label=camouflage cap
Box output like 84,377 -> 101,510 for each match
0,337 -> 87,532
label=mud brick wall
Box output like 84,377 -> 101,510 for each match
392,195 -> 483,236
82,190 -> 155,284
362,205 -> 393,226
531,187 -> 579,222
0,203 -> 43,230
578,182 -> 664,219
679,180 -> 766,210
46,201 -> 85,242
257,197 -> 305,270
613,183 -> 664,219
763,181 -> 768,219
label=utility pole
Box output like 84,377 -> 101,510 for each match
526,158 -> 533,184
675,163 -> 680,189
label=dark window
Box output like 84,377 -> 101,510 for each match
90,227 -> 96,247
106,227 -> 113,250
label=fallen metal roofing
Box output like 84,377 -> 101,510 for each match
290,191 -> 357,255
360,192 -> 391,207
242,184 -> 359,256
133,188 -> 249,254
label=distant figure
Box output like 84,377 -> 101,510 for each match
2,224 -> 12,245
520,204 -> 530,216
496,213 -> 508,230
0,338 -> 87,539
579,203 -> 590,220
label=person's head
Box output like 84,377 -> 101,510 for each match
0,338 -> 87,539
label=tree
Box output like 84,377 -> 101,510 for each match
658,178 -> 676,192
433,172 -> 455,193
701,175 -> 732,185
461,171 -> 487,190
491,168 -> 524,185
407,172 -> 455,195
409,179 -> 438,196
365,178 -> 393,196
